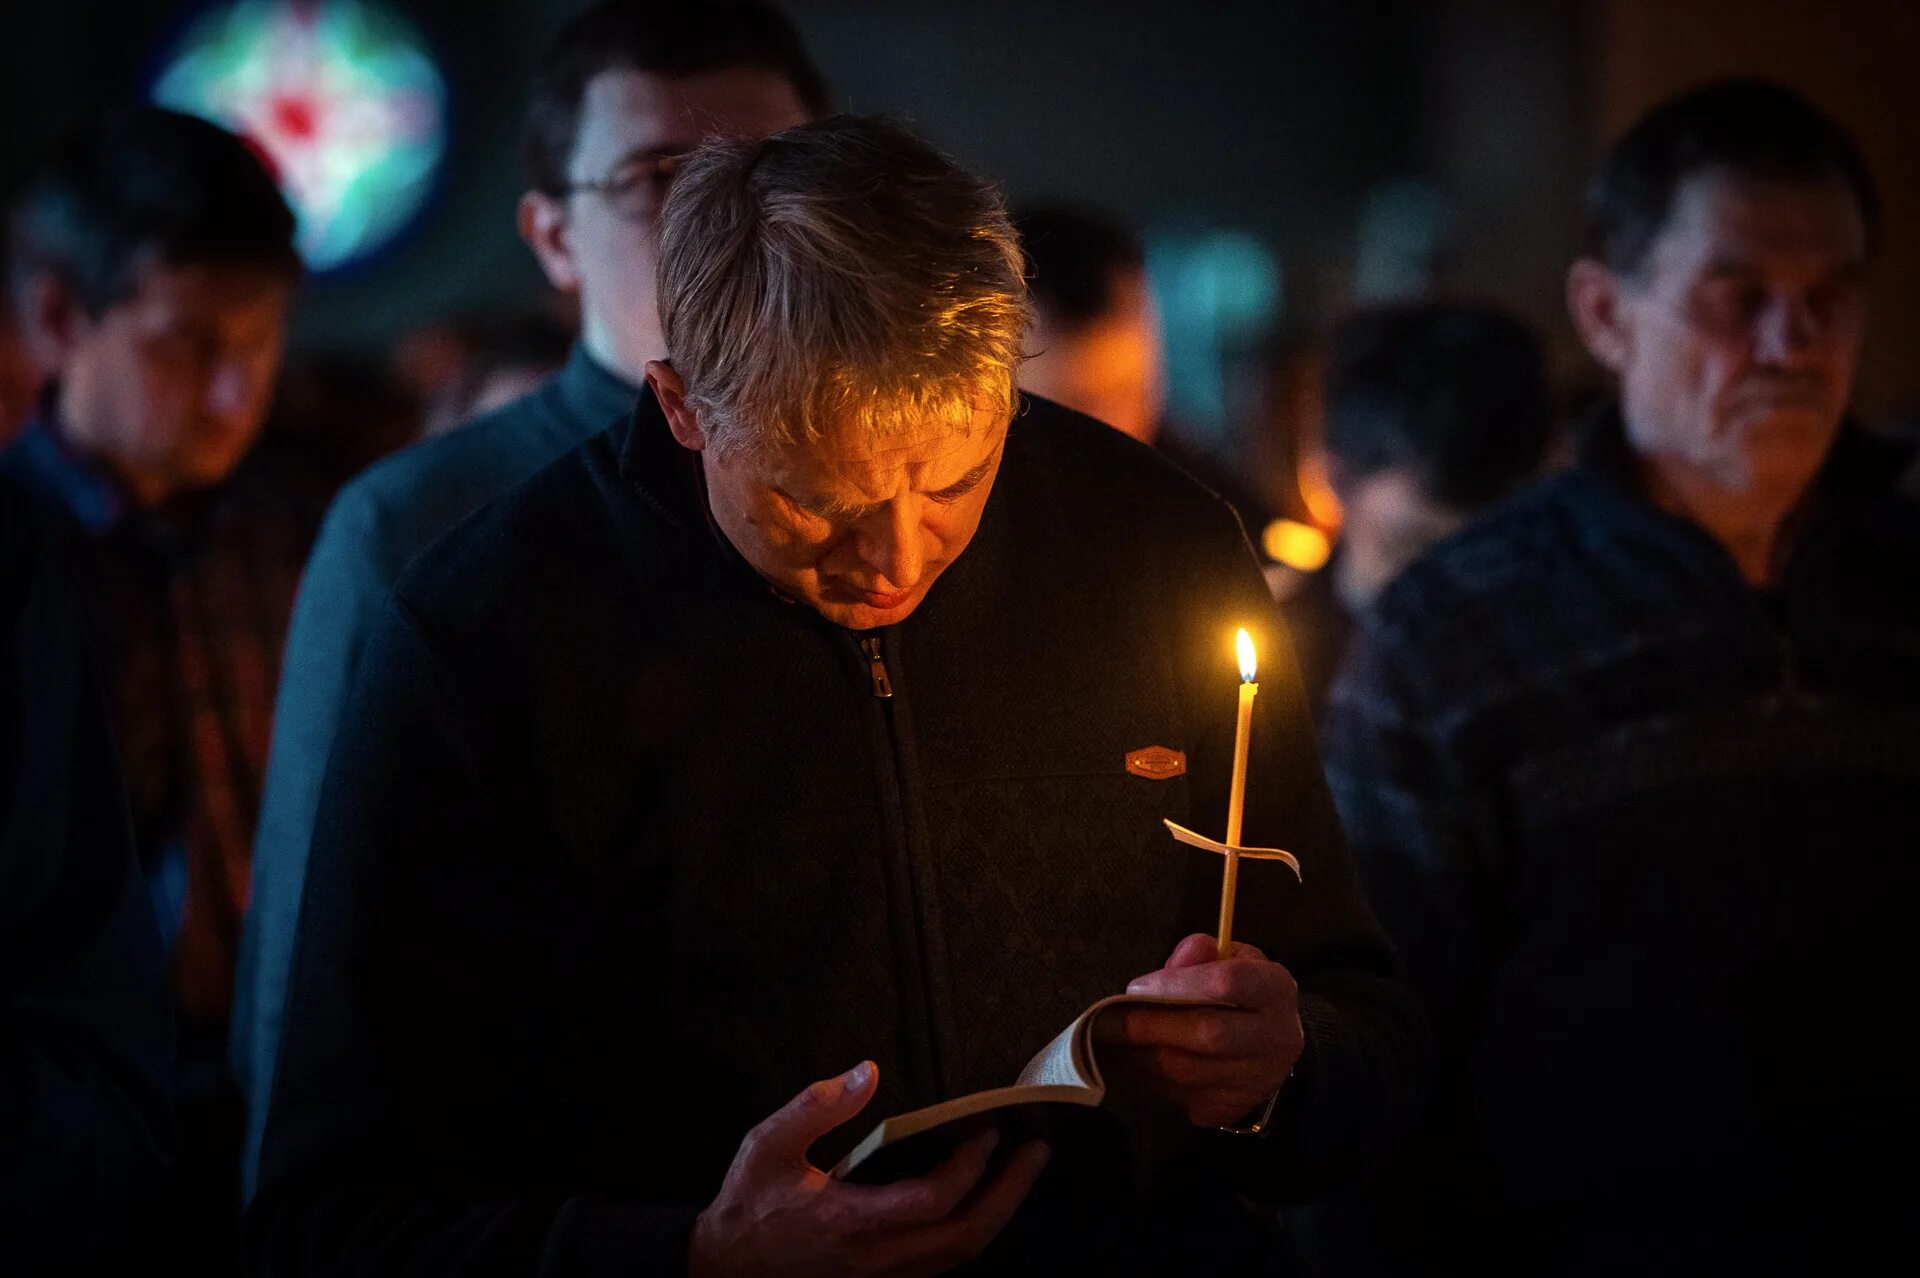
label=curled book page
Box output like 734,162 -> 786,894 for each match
1013,993 -> 1214,1093
833,995 -> 1223,1181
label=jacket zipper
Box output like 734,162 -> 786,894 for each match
861,635 -> 894,698
855,629 -> 943,1097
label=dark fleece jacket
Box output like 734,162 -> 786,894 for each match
249,391 -> 1425,1275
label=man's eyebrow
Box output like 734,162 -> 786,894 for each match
1698,256 -> 1763,280
927,450 -> 999,502
778,487 -> 866,518
1696,254 -> 1868,284
778,446 -> 1001,517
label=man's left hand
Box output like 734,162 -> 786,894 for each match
1099,933 -> 1304,1128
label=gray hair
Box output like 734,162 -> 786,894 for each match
657,114 -> 1029,457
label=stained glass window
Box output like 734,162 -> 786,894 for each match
153,0 -> 448,272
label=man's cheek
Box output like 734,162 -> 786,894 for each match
577,223 -> 646,297
116,372 -> 180,459
1700,351 -> 1749,438
768,525 -> 836,574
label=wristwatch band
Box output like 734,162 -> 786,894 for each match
1215,1082 -> 1283,1135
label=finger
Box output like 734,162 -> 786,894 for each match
1162,932 -> 1222,971
875,1140 -> 1052,1276
835,1127 -> 1000,1228
1164,934 -> 1267,971
1107,1046 -> 1282,1126
1112,1043 -> 1277,1094
1127,955 -> 1293,1007
939,1141 -> 1052,1257
1109,1007 -> 1284,1058
743,1060 -> 879,1169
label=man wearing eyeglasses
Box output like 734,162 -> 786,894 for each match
230,0 -> 826,1197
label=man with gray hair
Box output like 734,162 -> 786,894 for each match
250,116 -> 1421,1275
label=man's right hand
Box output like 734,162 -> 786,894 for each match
686,1061 -> 1050,1278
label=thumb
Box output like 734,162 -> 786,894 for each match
747,1060 -> 879,1167
1164,932 -> 1222,970
1125,934 -> 1226,994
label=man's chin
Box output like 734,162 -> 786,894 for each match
1723,432 -> 1831,500
1742,407 -> 1838,460
177,445 -> 252,490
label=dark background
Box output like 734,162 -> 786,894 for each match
3,0 -> 1915,419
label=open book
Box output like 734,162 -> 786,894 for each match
831,994 -> 1217,1183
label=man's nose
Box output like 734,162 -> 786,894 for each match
1752,293 -> 1819,365
854,502 -> 924,589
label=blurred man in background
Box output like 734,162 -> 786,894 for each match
1017,205 -> 1166,446
233,0 -> 829,1197
1278,301 -> 1554,715
1017,204 -> 1277,532
3,104 -> 302,1268
1317,80 -> 1920,1274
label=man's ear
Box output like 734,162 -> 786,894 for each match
645,360 -> 706,451
1566,257 -> 1630,375
517,190 -> 582,294
15,271 -> 88,375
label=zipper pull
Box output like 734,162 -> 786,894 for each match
861,635 -> 894,699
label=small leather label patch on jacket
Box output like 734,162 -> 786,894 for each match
1125,746 -> 1187,780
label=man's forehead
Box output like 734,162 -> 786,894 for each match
1652,169 -> 1868,273
763,414 -> 1009,492
571,66 -> 809,166
124,258 -> 292,320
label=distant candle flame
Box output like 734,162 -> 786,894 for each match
1261,518 -> 1332,572
1236,627 -> 1257,683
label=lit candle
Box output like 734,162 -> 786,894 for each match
1218,628 -> 1258,958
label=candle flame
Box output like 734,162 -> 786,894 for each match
1236,628 -> 1257,683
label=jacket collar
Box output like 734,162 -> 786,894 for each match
615,380 -> 710,535
613,380 -> 786,605
6,388 -> 131,534
552,343 -> 644,450
1571,401 -> 1915,595
2,391 -> 230,567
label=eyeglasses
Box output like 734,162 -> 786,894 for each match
558,151 -> 686,222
